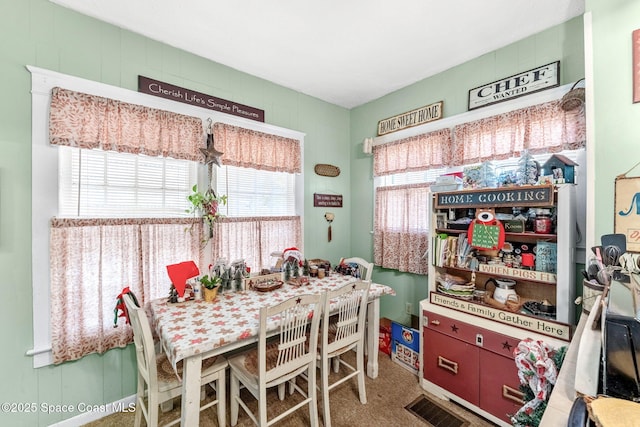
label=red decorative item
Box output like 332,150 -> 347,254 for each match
113,286 -> 138,327
467,208 -> 505,250
166,261 -> 200,298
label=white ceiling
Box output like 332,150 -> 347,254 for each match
51,0 -> 585,109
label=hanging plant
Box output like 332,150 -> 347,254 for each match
186,185 -> 227,242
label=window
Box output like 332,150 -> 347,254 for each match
216,165 -> 296,217
58,147 -> 197,218
28,66 -> 304,367
372,84 -> 587,275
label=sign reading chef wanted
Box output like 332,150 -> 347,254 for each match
468,61 -> 560,110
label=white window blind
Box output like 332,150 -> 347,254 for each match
216,165 -> 296,217
58,146 -> 197,218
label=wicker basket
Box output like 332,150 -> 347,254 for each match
314,164 -> 340,177
560,79 -> 585,111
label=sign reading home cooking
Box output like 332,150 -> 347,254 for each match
377,101 -> 443,136
138,76 -> 265,122
435,185 -> 554,209
468,61 -> 560,110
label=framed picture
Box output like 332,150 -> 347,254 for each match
615,175 -> 640,252
435,213 -> 447,230
633,29 -> 640,103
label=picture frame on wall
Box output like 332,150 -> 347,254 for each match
614,174 -> 640,252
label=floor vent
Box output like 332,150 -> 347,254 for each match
405,395 -> 469,427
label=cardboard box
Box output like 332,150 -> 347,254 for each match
391,321 -> 420,375
379,317 -> 392,356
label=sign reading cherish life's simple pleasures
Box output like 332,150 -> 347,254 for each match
138,76 -> 265,122
468,61 -> 560,110
434,185 -> 554,209
377,101 -> 443,136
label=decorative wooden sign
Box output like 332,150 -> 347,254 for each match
313,193 -> 343,208
434,185 -> 554,209
138,76 -> 265,122
430,292 -> 571,341
377,101 -> 443,136
468,61 -> 560,110
615,174 -> 640,252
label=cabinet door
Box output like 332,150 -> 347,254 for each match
423,328 -> 479,405
478,350 -> 523,424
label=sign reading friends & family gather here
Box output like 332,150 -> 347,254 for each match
430,292 -> 571,341
138,76 -> 265,122
377,101 -> 443,136
468,61 -> 560,110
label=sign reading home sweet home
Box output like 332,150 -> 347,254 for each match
138,76 -> 265,122
468,61 -> 560,110
377,101 -> 443,136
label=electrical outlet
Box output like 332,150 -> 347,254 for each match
405,302 -> 413,314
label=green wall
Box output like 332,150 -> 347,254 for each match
350,16 -> 586,326
586,0 -> 640,239
0,1 -> 351,425
0,1 -> 594,425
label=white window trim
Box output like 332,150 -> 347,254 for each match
27,65 -> 305,367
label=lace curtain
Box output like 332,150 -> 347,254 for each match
213,122 -> 301,173
209,216 -> 302,273
49,87 -> 204,161
452,100 -> 586,165
373,184 -> 430,275
373,128 -> 452,177
50,218 -> 202,364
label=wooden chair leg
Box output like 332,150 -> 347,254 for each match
230,371 -> 239,426
217,373 -> 226,427
321,355 -> 332,427
357,345 -> 367,404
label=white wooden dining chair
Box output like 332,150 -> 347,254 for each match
124,293 -> 228,427
342,257 -> 374,282
228,293 -> 325,427
316,280 -> 371,427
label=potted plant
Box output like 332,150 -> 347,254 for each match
200,274 -> 222,302
186,185 -> 227,242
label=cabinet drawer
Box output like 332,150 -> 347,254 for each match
481,329 -> 520,360
423,311 -> 479,345
423,327 -> 480,406
479,350 -> 523,423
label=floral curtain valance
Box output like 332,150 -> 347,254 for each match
213,122 -> 301,174
49,87 -> 204,162
373,128 -> 452,177
452,100 -> 586,165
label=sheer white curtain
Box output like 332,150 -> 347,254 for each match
373,185 -> 430,274
50,218 -> 202,364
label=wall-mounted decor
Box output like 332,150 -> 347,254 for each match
314,163 -> 340,177
377,101 -> 443,136
615,164 -> 640,252
313,193 -> 343,208
468,61 -> 560,110
138,76 -> 265,122
633,29 -> 640,103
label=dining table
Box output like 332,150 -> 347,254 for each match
149,274 -> 395,426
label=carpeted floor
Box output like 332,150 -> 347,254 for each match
84,351 -> 497,426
